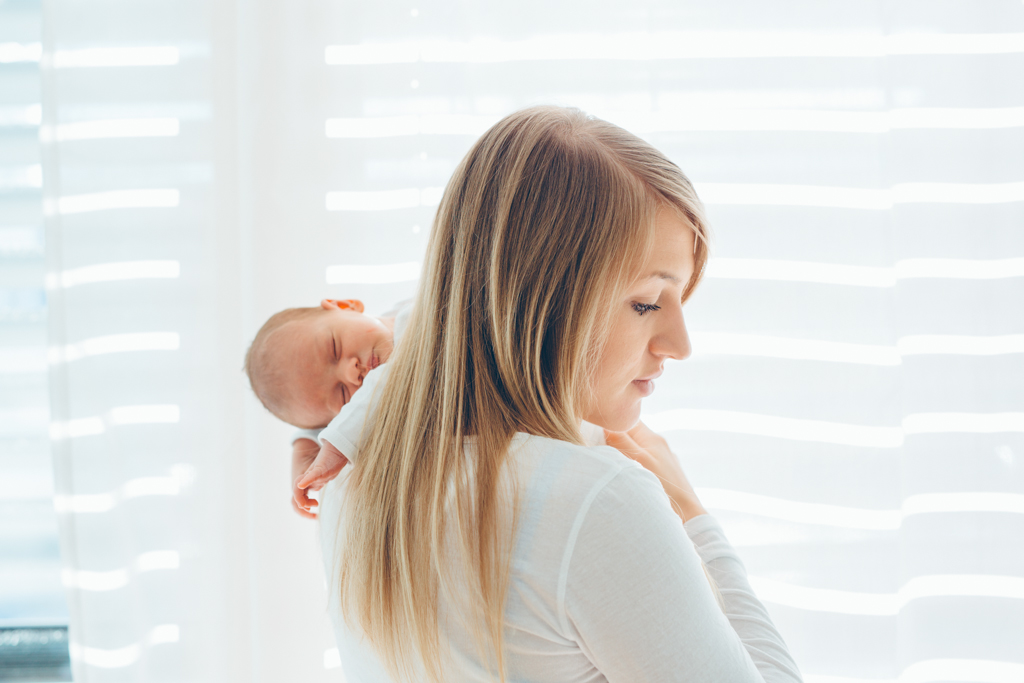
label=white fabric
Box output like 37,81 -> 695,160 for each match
292,298 -> 414,445
316,423 -> 803,682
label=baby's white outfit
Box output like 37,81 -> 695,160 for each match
311,316 -> 804,681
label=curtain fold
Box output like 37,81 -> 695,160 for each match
37,0 -> 1023,680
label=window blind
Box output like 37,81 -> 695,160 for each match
34,1 -> 1024,681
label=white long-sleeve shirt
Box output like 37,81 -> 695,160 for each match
315,366 -> 804,682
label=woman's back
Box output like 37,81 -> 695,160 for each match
318,431 -> 803,682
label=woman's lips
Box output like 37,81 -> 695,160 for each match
632,368 -> 661,397
370,352 -> 380,370
632,379 -> 655,397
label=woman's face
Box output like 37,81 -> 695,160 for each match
582,206 -> 696,432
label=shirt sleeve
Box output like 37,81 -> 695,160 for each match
291,428 -> 321,444
563,460 -> 803,683
316,363 -> 390,462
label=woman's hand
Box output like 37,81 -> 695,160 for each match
604,421 -> 707,523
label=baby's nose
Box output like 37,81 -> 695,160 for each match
345,357 -> 364,386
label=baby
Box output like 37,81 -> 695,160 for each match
247,295 -> 606,518
244,297 -> 414,517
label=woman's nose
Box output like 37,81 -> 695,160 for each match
651,306 -> 692,361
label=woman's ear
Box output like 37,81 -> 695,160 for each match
321,298 -> 365,313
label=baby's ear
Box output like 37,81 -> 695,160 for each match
321,298 -> 365,313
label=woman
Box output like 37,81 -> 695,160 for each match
316,105 -> 804,682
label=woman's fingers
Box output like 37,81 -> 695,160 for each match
626,420 -> 668,452
604,429 -> 654,468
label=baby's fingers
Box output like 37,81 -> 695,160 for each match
297,465 -> 332,491
291,494 -> 317,519
296,451 -> 348,490
293,480 -> 317,507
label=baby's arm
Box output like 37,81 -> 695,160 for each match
293,363 -> 389,516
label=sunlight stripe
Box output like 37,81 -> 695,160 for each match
326,113 -> 495,137
69,624 -> 179,668
688,332 -> 1024,363
46,260 -> 180,289
805,658 -> 1024,683
54,189 -> 179,214
48,417 -> 104,439
900,659 -> 1024,683
0,225 -> 42,253
0,42 -> 42,63
326,261 -> 422,284
892,181 -> 1024,204
50,404 -> 181,440
898,335 -> 1024,356
642,409 -> 904,447
896,257 -> 1024,279
695,488 -> 1024,530
324,647 -> 342,669
49,332 -> 179,363
904,492 -> 1024,517
149,624 -> 179,645
0,347 -> 47,374
890,107 -> 1024,129
616,107 -> 1024,134
749,574 -> 1024,615
61,551 -> 179,591
695,182 -> 1024,209
689,332 -> 901,366
49,118 -> 179,141
109,405 -> 179,425
325,108 -> 1024,138
324,183 -> 1024,213
53,47 -> 179,68
706,257 -> 1024,286
69,642 -> 140,668
325,32 -> 1024,65
903,412 -> 1024,434
0,104 -> 42,127
325,187 -> 443,211
697,487 -> 901,529
54,465 -> 196,514
644,410 -> 1024,444
706,258 -> 895,287
0,164 -> 42,189
886,33 -> 1024,55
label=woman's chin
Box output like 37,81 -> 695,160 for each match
585,400 -> 642,433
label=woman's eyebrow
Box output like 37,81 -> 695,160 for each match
647,270 -> 681,283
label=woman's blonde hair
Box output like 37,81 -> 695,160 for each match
328,105 -> 716,682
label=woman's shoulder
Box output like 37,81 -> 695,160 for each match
515,431 -> 626,468
512,432 -> 662,508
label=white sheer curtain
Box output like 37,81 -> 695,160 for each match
38,0 -> 1024,681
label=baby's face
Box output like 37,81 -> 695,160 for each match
269,301 -> 394,429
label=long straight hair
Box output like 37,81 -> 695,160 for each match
328,105 -> 715,683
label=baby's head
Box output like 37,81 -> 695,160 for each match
245,299 -> 395,429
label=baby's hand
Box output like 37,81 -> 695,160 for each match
295,440 -> 350,513
291,438 -> 321,519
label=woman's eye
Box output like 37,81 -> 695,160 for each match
332,338 -> 339,360
632,302 -> 661,316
